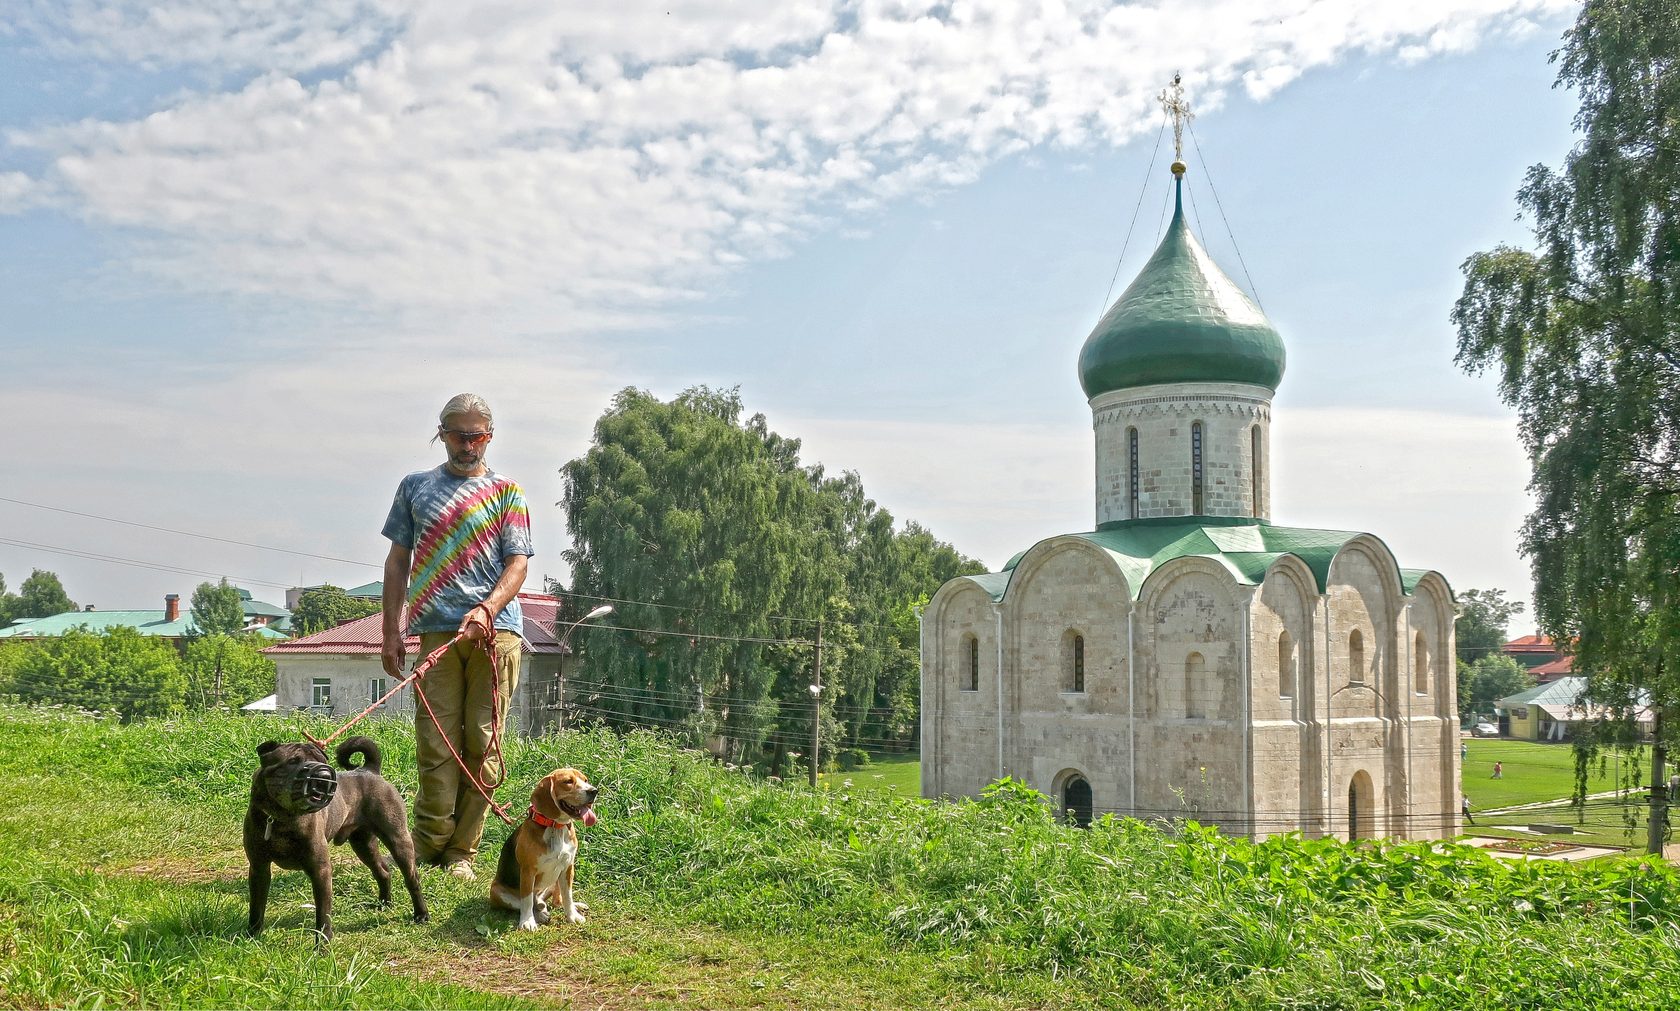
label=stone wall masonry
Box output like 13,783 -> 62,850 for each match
1091,382 -> 1272,524
1021,714 -> 1133,815
922,534 -> 1460,842
921,579 -> 1002,798
1004,541 -> 1130,719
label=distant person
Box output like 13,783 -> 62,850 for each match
381,393 -> 533,881
1461,742 -> 1468,762
1669,773 -> 1678,803
1491,760 -> 1503,780
1461,795 -> 1474,826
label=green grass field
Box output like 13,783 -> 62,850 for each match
1460,738 -> 1620,810
820,752 -> 919,795
1459,738 -> 1661,848
4,706 -> 1679,1009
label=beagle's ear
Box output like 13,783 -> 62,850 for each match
531,775 -> 560,818
257,741 -> 281,758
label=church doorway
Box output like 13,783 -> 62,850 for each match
1062,775 -> 1093,827
1347,770 -> 1375,840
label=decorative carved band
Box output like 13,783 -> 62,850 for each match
1093,399 -> 1272,426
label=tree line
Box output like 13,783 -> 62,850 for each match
1453,0 -> 1680,845
559,386 -> 985,771
0,573 -> 276,721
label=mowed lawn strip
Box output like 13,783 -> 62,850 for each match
1460,738 -> 1622,810
819,752 -> 919,796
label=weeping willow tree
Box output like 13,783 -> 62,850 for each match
1452,0 -> 1680,849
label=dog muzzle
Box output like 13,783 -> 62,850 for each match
279,761 -> 339,814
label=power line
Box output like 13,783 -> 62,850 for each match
5,498 -> 1552,661
1186,120 -> 1264,311
0,495 -> 381,568
0,536 -> 296,591
553,587 -> 909,637
1098,112 -> 1169,318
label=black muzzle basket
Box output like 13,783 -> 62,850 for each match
281,761 -> 339,814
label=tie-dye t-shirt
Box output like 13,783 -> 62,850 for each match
382,465 -> 534,635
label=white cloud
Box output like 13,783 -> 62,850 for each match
0,171 -> 40,213
4,0 -> 1575,328
1273,406 -> 1534,605
1,337 -> 621,602
4,0 -> 406,74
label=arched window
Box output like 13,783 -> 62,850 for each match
1191,421 -> 1204,514
1348,770 -> 1375,840
1349,629 -> 1365,686
1185,651 -> 1205,718
1062,775 -> 1093,828
1414,631 -> 1429,694
1278,631 -> 1295,699
1251,425 -> 1262,517
1128,427 -> 1140,519
1061,631 -> 1088,691
963,634 -> 979,692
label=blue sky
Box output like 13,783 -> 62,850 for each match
0,0 -> 1578,626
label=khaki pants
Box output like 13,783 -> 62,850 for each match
412,630 -> 522,865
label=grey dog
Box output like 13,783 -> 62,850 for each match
244,736 -> 429,940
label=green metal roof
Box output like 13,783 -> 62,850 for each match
1496,677 -> 1580,708
240,598 -> 292,619
1078,177 -> 1286,397
0,607 -> 292,639
961,517 -> 1440,603
0,611 -> 200,638
344,580 -> 383,599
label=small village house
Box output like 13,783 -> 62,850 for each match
259,592 -> 576,738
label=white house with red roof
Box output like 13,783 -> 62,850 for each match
260,592 -> 575,738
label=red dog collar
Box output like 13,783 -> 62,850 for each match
527,805 -> 565,829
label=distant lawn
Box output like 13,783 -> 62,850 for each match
1460,737 -> 1671,850
821,753 -> 919,796
1460,737 -> 1621,811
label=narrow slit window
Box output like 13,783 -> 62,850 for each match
1061,631 -> 1088,691
965,635 -> 980,691
1349,629 -> 1365,686
1251,425 -> 1262,517
1128,427 -> 1140,519
1185,651 -> 1205,718
1414,631 -> 1429,694
1191,421 -> 1204,514
1278,631 -> 1295,699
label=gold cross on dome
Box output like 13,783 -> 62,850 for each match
1159,73 -> 1193,174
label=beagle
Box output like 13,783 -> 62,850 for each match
489,767 -> 598,931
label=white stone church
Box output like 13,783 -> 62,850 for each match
920,160 -> 1459,841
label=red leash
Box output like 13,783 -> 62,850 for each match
305,628 -> 517,826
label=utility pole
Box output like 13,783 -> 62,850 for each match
1648,709 -> 1668,856
809,618 -> 823,788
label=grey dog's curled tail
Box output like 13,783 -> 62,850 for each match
335,736 -> 383,775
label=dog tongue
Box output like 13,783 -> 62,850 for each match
581,807 -> 598,828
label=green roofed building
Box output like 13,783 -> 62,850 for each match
921,122 -> 1459,842
0,591 -> 292,642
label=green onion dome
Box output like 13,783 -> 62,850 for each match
1078,178 -> 1286,398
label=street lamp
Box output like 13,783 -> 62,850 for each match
557,603 -> 614,649
549,604 -> 613,726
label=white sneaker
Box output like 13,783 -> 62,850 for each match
445,860 -> 476,881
